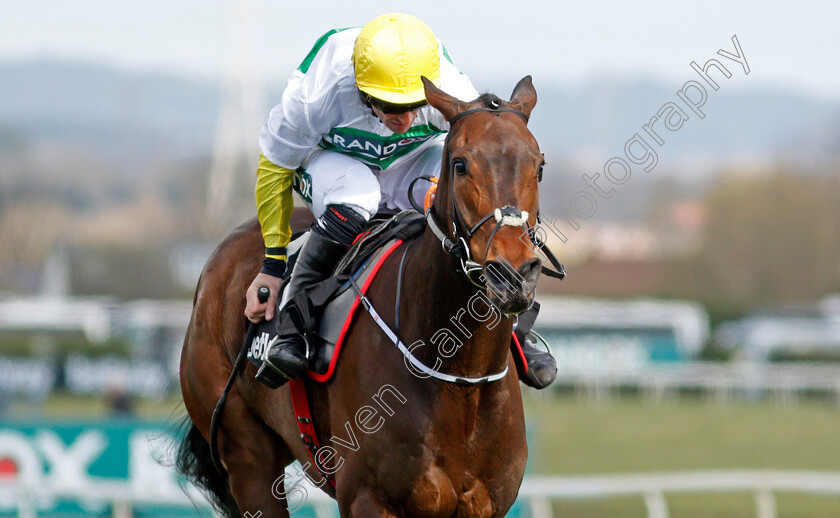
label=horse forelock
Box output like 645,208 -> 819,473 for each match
477,93 -> 504,108
447,96 -> 539,164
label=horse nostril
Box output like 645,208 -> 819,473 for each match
484,259 -> 540,295
483,261 -> 507,289
519,258 -> 542,284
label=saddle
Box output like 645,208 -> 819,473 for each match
246,210 -> 426,382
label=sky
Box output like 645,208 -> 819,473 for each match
2,0 -> 839,99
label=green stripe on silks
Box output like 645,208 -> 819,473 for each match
297,27 -> 357,73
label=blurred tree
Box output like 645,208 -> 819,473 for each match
0,199 -> 73,292
671,169 -> 840,313
69,243 -> 190,299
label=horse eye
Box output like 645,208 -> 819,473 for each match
452,158 -> 468,176
538,161 -> 545,182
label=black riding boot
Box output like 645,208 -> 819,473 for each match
513,332 -> 558,389
255,231 -> 349,387
511,301 -> 557,389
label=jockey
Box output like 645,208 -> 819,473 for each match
245,13 -> 557,389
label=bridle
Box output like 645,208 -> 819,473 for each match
409,101 -> 566,289
366,100 -> 566,385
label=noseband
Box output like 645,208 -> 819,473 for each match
367,102 -> 565,386
410,103 -> 566,288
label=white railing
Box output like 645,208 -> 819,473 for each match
519,471 -> 840,518
4,471 -> 840,518
556,362 -> 840,405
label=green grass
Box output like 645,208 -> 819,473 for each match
522,393 -> 840,517
548,493 -> 840,518
4,392 -> 184,421
524,393 -> 840,474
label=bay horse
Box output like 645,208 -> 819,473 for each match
178,76 -> 545,517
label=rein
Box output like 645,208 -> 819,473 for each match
357,103 -> 564,385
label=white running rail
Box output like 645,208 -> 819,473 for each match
3,471 -> 840,518
519,471 -> 840,518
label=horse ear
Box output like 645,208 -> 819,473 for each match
422,76 -> 462,122
509,75 -> 537,120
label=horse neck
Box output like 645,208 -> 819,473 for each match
400,214 -> 513,380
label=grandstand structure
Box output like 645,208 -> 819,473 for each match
716,295 -> 840,360
535,296 -> 710,373
2,294 -> 840,402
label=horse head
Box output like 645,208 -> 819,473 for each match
423,76 -> 543,316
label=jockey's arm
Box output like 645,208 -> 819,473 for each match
245,153 -> 295,323
255,153 -> 294,275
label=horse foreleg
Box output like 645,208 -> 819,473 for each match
219,391 -> 296,518
347,491 -> 399,518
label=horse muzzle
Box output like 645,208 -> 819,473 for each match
483,257 -> 541,315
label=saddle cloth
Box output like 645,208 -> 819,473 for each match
246,210 -> 425,382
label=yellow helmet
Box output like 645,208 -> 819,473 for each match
353,13 -> 441,105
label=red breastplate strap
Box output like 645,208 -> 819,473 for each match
511,331 -> 528,370
289,378 -> 336,489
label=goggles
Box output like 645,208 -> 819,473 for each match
366,95 -> 427,115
